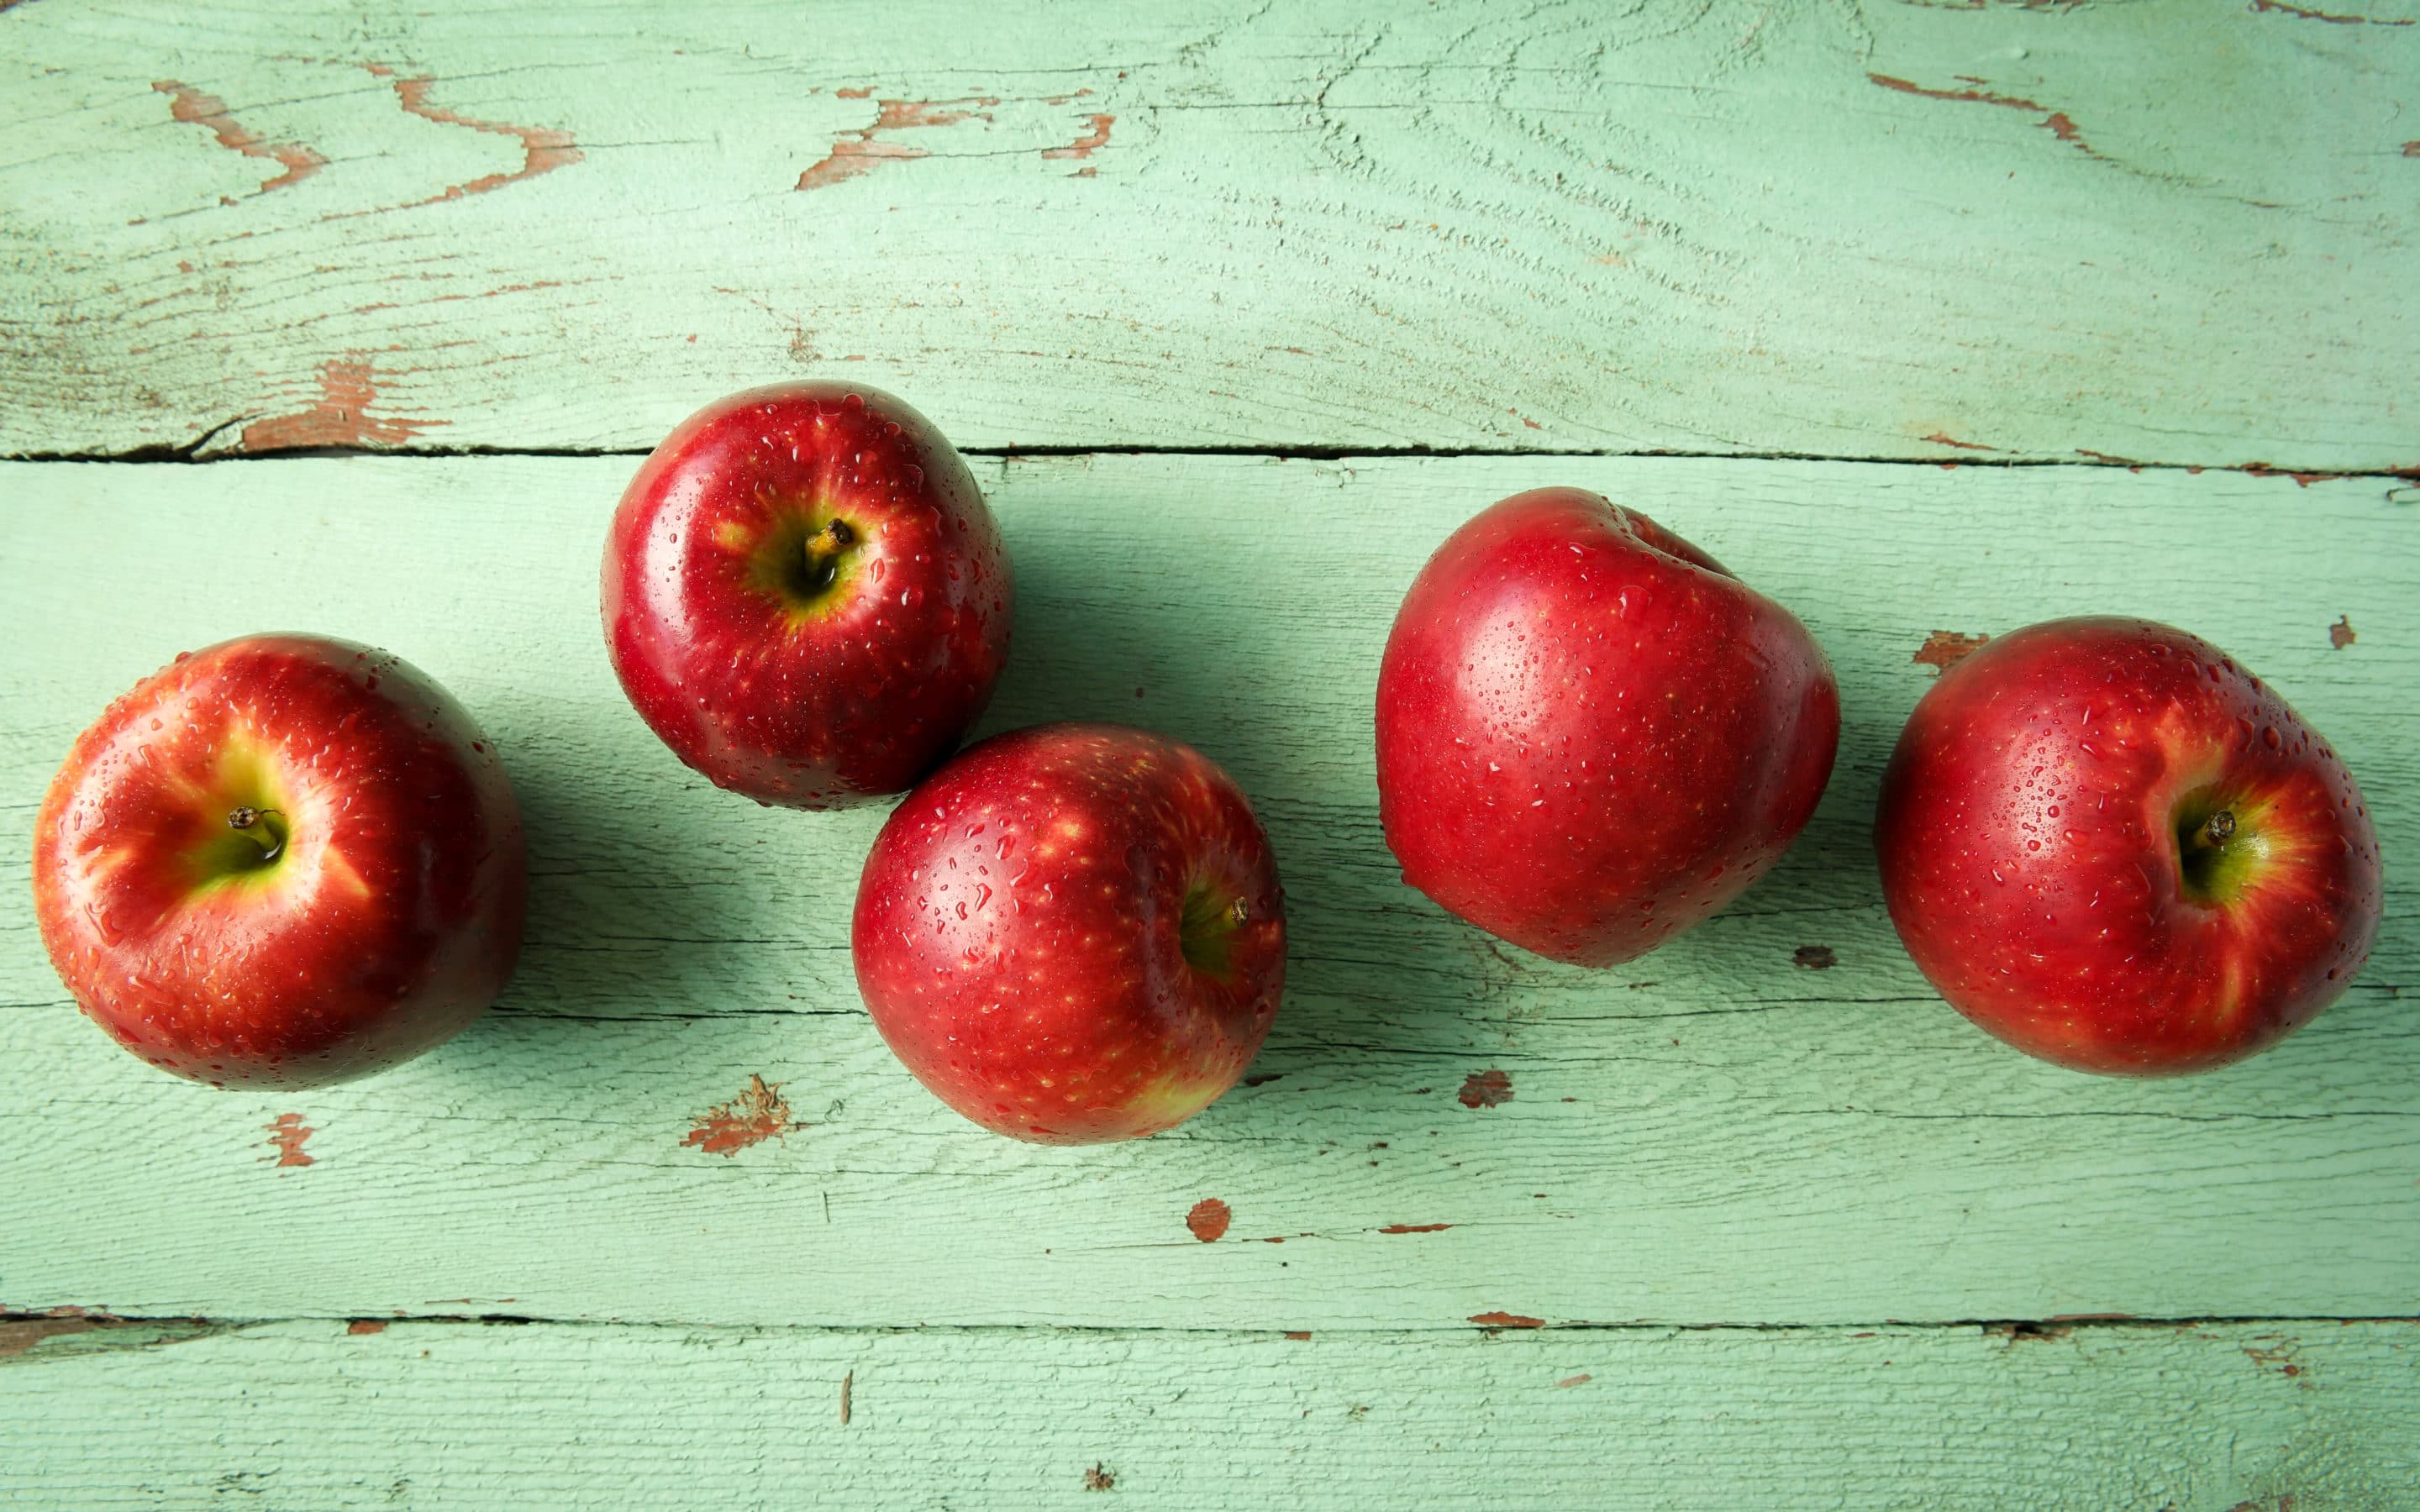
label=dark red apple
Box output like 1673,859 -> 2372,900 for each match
602,382 -> 1013,808
31,635 -> 526,1088
1375,488 -> 1839,966
1876,617 -> 2382,1074
852,723 -> 1286,1143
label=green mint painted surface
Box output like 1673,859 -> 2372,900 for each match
2,455 -> 2412,1339
8,0 -> 2419,1501
2,0 -> 2416,467
5,1320 -> 2416,1509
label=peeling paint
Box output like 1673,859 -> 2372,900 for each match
682,1074 -> 794,1156
2075,449 -> 2147,471
1793,945 -> 1837,969
1555,1373 -> 1592,1387
1084,1464 -> 1116,1492
1043,113 -> 1115,160
1378,1223 -> 1454,1234
2329,615 -> 2356,649
797,97 -> 999,192
152,81 -> 326,197
384,72 -> 583,205
1869,73 -> 2097,157
1186,1198 -> 1233,1242
265,1112 -> 314,1167
1470,1310 -> 1546,1329
1921,431 -> 1993,451
347,1320 -> 387,1335
2249,0 -> 2411,23
2238,463 -> 2333,487
241,356 -> 442,451
1458,1069 -> 1512,1108
1913,630 -> 1989,673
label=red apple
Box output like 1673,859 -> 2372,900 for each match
852,723 -> 1286,1143
1375,488 -> 1839,966
1876,617 -> 2382,1075
602,382 -> 1013,808
31,635 -> 526,1088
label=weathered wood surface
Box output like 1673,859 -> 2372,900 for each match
4,1316 -> 2414,1510
3,454 -> 2412,1332
3,0 -> 2417,468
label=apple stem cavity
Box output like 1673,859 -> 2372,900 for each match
801,519 -> 855,592
226,806 -> 288,864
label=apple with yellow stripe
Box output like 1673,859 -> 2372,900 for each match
854,723 -> 1285,1142
31,635 -> 525,1087
603,382 -> 1013,809
1876,617 -> 2382,1074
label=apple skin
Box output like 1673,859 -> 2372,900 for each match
1875,617 -> 2383,1075
602,382 -> 1013,809
31,635 -> 526,1089
852,723 -> 1286,1143
1375,488 -> 1840,967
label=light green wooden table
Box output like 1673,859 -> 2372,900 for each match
3,3 -> 2415,1507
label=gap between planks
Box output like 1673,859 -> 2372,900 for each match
5,443 -> 2414,484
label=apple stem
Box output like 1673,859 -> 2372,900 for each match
227,806 -> 286,861
802,519 -> 855,591
2194,811 -> 2236,850
1228,898 -> 1250,928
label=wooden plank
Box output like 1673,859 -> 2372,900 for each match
3,0 -> 2415,467
4,1316 -> 2415,1509
1,454 -> 2413,1330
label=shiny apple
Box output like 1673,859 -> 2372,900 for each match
852,723 -> 1286,1143
1876,617 -> 2382,1074
32,635 -> 526,1088
602,382 -> 1013,808
1375,487 -> 1840,966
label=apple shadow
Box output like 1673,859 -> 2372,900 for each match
972,473 -> 1507,1098
407,687 -> 882,1096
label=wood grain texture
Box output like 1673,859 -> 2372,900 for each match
2,454 -> 2412,1330
3,0 -> 2416,466
3,1316 -> 2415,1510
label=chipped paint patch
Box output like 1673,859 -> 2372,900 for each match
2075,449 -> 2147,470
797,97 -> 999,192
2238,463 -> 2333,487
0,1310 -> 220,1360
1084,1464 -> 1116,1492
266,1112 -> 314,1167
1283,1331 -> 1312,1340
1869,73 -> 2096,157
241,356 -> 442,451
2249,0 -> 2411,22
682,1074 -> 793,1156
1458,1069 -> 1512,1108
1470,1310 -> 1546,1329
384,73 -> 583,205
1922,431 -> 1993,451
1186,1198 -> 1233,1242
1794,945 -> 1837,969
347,1319 -> 387,1336
1556,1373 -> 1592,1387
840,1370 -> 852,1424
1379,1222 -> 1454,1234
2330,615 -> 2356,649
1914,630 -> 1988,673
152,81 -> 326,197
1043,113 -> 1115,161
